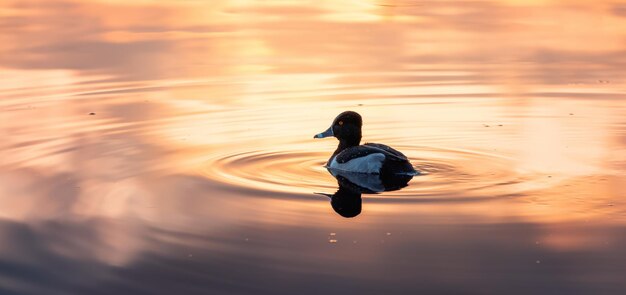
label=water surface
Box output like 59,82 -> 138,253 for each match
1,0 -> 625,294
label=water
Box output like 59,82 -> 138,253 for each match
1,0 -> 626,294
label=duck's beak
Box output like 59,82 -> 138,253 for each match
314,192 -> 333,198
313,126 -> 333,139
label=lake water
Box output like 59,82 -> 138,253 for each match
1,1 -> 625,294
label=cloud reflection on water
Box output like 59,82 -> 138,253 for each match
1,216 -> 625,295
1,0 -> 625,83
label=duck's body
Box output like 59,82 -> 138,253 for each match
314,111 -> 416,175
328,143 -> 415,175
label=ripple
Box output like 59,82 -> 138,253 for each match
201,145 -> 536,201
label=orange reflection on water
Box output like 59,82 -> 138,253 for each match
0,0 -> 624,220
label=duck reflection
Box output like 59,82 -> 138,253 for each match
317,169 -> 415,218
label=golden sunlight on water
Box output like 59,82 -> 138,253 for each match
0,0 -> 625,294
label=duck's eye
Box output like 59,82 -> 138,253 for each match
338,121 -> 344,126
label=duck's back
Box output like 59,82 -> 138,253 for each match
329,143 -> 415,175
363,143 -> 409,160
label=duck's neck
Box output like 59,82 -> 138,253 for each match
330,137 -> 361,160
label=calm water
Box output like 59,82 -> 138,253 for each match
1,1 -> 626,294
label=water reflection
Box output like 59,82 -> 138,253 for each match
318,169 -> 414,218
1,0 -> 626,294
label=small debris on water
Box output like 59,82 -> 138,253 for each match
89,112 -> 96,115
330,232 -> 336,236
569,113 -> 574,115
329,239 -> 337,243
483,124 -> 490,127
608,204 -> 614,206
386,232 -> 391,236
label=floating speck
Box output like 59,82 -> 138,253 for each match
329,239 -> 337,243
330,232 -> 336,236
386,232 -> 391,236
89,112 -> 96,115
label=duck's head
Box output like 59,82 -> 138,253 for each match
313,111 -> 362,146
315,186 -> 362,218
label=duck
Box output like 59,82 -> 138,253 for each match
313,111 -> 417,175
